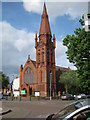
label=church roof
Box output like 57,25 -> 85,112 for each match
31,60 -> 36,67
39,3 -> 51,36
56,66 -> 70,72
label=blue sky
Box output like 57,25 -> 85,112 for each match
2,2 -> 40,33
1,1 -> 88,82
2,2 -> 82,38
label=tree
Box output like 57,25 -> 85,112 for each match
0,71 -> 9,90
59,70 -> 79,95
63,16 -> 90,93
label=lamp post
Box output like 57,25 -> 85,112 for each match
50,72 -> 52,101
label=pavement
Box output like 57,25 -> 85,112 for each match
1,99 -> 73,119
0,101 -> 11,117
0,108 -> 12,115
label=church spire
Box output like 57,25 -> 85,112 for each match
39,3 -> 51,36
42,2 -> 47,16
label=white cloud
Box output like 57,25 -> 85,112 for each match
23,1 -> 88,21
1,21 -> 76,78
1,21 -> 36,68
23,0 -> 43,14
56,40 -> 77,70
2,22 -> 35,52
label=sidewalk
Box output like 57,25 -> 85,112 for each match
3,96 -> 61,102
0,107 -> 12,115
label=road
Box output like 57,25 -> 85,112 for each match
1,99 -> 73,119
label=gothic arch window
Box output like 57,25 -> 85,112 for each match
42,48 -> 44,65
30,70 -> 33,84
38,49 -> 40,67
25,71 -> 27,84
24,67 -> 33,84
42,52 -> 44,64
41,71 -> 42,82
28,68 -> 30,84
38,53 -> 40,66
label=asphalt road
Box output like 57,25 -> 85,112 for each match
1,99 -> 73,119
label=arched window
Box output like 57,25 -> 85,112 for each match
42,52 -> 44,64
41,71 -> 42,82
38,53 -> 40,66
25,71 -> 27,84
28,68 -> 30,84
47,50 -> 49,65
30,70 -> 33,83
24,67 -> 33,84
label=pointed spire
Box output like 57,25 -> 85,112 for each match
53,34 -> 55,48
53,34 -> 55,40
20,64 -> 23,71
35,32 -> 37,40
35,32 -> 37,48
42,2 -> 47,16
39,2 -> 51,36
28,54 -> 30,59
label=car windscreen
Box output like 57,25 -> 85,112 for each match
52,101 -> 86,119
52,104 -> 77,119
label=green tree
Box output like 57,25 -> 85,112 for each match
0,71 -> 9,90
63,16 -> 90,93
59,70 -> 79,95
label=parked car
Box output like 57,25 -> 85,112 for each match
46,99 -> 90,120
61,94 -> 74,100
0,94 -> 2,100
87,95 -> 90,98
75,94 -> 87,100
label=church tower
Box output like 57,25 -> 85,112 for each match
35,3 -> 56,97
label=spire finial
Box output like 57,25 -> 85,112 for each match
28,54 -> 30,59
35,32 -> 37,40
53,34 -> 55,40
42,2 -> 47,15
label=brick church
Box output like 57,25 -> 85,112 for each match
19,3 -> 69,98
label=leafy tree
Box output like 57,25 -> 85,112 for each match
63,16 -> 90,93
59,70 -> 79,95
0,71 -> 9,90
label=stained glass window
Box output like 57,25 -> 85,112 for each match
30,70 -> 33,83
24,67 -> 33,84
25,71 -> 27,84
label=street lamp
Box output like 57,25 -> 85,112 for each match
50,72 -> 52,101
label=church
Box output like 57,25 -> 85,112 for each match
19,3 -> 69,98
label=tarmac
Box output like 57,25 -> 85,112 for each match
0,107 -> 12,115
2,99 -> 72,119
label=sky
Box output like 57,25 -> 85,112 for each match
0,0 -> 89,82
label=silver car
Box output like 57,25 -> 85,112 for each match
46,99 -> 90,120
0,94 -> 2,100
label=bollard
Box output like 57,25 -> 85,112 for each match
38,96 -> 40,101
56,94 -> 58,100
12,96 -> 13,101
45,97 -> 46,100
6,96 -> 8,100
29,95 -> 31,101
20,96 -> 21,101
